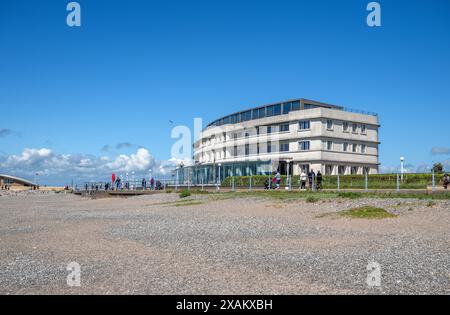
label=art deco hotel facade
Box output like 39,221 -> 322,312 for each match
186,98 -> 379,184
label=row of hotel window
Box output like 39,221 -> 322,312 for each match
208,101 -> 327,127
202,141 -> 367,160
201,120 -> 367,146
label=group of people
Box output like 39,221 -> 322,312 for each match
300,170 -> 323,191
264,169 -> 323,191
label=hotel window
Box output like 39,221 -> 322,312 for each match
233,133 -> 238,140
280,141 -> 290,152
258,108 -> 266,118
245,144 -> 250,156
351,166 -> 358,175
282,102 -> 291,114
292,101 -> 301,111
233,146 -> 238,157
252,109 -> 259,120
361,144 -> 366,154
343,121 -> 349,132
280,123 -> 290,132
299,120 -> 311,130
352,144 -> 357,153
256,126 -> 260,135
352,123 -> 358,133
343,143 -> 349,152
242,111 -> 252,121
267,126 -> 272,134
304,104 -> 317,109
257,143 -> 260,154
338,166 -> 346,175
266,105 -> 275,117
327,141 -> 333,151
223,148 -> 226,159
267,142 -> 272,153
245,132 -> 250,138
361,125 -> 367,134
325,165 -> 333,175
326,119 -> 333,130
223,132 -> 226,142
273,104 -> 282,116
299,141 -> 310,151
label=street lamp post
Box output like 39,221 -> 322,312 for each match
400,157 -> 405,182
218,163 -> 222,188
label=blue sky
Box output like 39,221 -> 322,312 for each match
1,0 -> 450,185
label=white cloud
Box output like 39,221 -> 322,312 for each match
0,147 -> 175,186
106,148 -> 155,172
431,147 -> 450,156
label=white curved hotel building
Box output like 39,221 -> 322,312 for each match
181,99 -> 379,184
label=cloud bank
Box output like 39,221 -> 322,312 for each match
0,148 -> 175,186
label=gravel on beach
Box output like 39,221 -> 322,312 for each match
0,192 -> 449,295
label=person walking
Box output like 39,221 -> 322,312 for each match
150,177 -> 155,191
316,171 -> 323,191
443,173 -> 449,190
275,171 -> 281,190
300,170 -> 307,190
308,170 -> 313,191
142,178 -> 147,191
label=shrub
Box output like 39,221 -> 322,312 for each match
338,192 -> 362,199
306,196 -> 319,203
179,190 -> 191,198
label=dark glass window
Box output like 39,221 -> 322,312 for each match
267,126 -> 272,134
299,120 -> 310,130
280,123 -> 290,132
242,111 -> 252,121
273,104 -> 281,115
304,104 -> 317,110
267,142 -> 272,153
245,144 -> 250,156
280,142 -> 290,152
292,101 -> 300,111
283,103 -> 291,114
299,141 -> 310,151
259,108 -> 266,118
266,105 -> 275,117
252,109 -> 259,120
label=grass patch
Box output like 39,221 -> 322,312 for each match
174,200 -> 204,207
338,192 -> 363,199
165,189 -> 173,194
340,206 -> 397,219
306,196 -> 319,203
179,190 -> 191,198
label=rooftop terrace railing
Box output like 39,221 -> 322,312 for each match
342,107 -> 378,117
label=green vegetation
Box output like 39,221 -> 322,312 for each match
306,196 -> 319,203
339,206 -> 397,219
179,190 -> 191,198
174,200 -> 204,207
337,192 -> 362,199
165,189 -> 173,194
197,190 -> 450,202
222,173 -> 444,190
